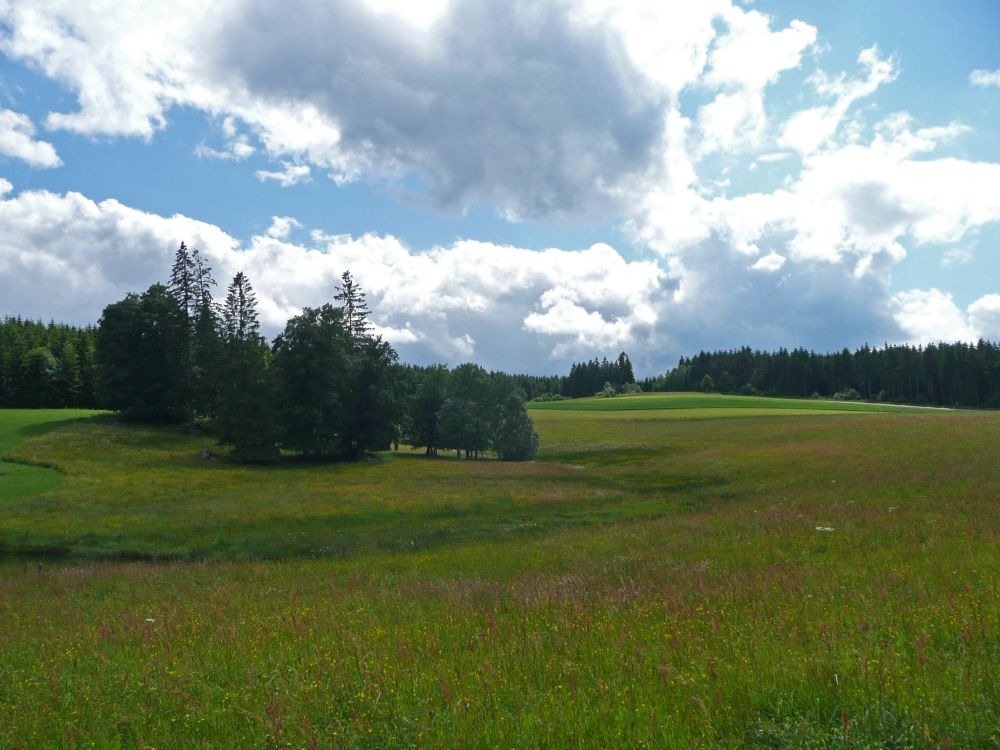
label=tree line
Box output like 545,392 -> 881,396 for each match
639,343 -> 1000,408
7,262 -> 1000,419
0,318 -> 97,408
89,243 -> 539,462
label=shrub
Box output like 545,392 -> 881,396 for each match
832,388 -> 862,401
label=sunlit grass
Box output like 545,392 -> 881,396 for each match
1,404 -> 999,747
527,391 -> 940,413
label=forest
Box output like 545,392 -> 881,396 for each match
2,244 -> 539,462
641,343 -> 1000,408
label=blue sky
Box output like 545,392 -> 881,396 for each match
1,0 -> 999,374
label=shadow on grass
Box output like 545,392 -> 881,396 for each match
16,412 -> 115,440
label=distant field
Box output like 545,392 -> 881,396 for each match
1,405 -> 999,747
528,391 -> 938,413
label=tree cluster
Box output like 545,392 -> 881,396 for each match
403,363 -> 539,460
562,353 -> 635,397
92,244 -> 540,462
0,318 -> 98,408
641,342 -> 1000,408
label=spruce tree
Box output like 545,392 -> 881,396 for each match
333,270 -> 371,341
168,242 -> 197,319
189,247 -> 220,418
217,272 -> 276,461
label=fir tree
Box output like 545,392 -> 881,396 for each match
168,242 -> 197,320
333,270 -> 371,341
216,272 -> 276,461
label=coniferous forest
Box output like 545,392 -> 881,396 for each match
640,344 -> 1000,408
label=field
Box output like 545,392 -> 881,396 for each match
1,395 -> 998,747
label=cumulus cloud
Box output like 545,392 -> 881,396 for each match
255,163 -> 311,186
696,13 -> 816,154
638,111 -> 1000,274
970,69 -> 1000,88
968,295 -> 1000,339
0,185 -> 677,370
0,108 -> 61,167
264,216 -> 302,239
0,0 -> 821,219
891,289 -> 1000,344
1,1 -> 1000,370
0,187 -> 235,324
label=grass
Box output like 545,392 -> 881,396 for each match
1,398 -> 999,747
0,409 -> 104,508
526,391 -> 938,413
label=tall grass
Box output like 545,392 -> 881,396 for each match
1,404 -> 998,747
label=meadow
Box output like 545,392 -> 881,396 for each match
1,395 -> 998,748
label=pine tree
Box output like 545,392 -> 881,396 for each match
333,270 -> 371,340
189,247 -> 220,418
216,272 -> 276,461
168,242 -> 197,320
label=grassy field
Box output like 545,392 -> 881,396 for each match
1,397 -> 999,747
527,392 -> 938,413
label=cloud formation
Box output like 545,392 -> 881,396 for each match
0,0 -> 821,219
970,68 -> 1000,88
0,108 -> 61,167
0,1 -> 999,370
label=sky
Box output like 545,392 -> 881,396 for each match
1,0 -> 999,376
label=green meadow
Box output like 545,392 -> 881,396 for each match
1,395 -> 999,747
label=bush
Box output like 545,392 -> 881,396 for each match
832,388 -> 862,401
494,391 -> 540,461
595,381 -> 617,398
530,392 -> 566,402
621,383 -> 642,394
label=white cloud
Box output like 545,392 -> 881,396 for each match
970,69 -> 1000,88
195,134 -> 255,161
0,0 -> 822,219
2,2 -> 1000,370
757,152 -> 792,163
968,295 -> 1000,339
255,163 -> 311,187
780,46 -> 898,154
265,216 -> 302,239
750,251 -> 785,272
0,108 -> 61,167
697,12 -> 816,154
639,112 -> 1000,275
942,248 -> 972,268
0,178 -> 12,195
893,289 -> 1000,344
0,185 -> 676,371
0,187 -> 235,324
891,288 -> 977,343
